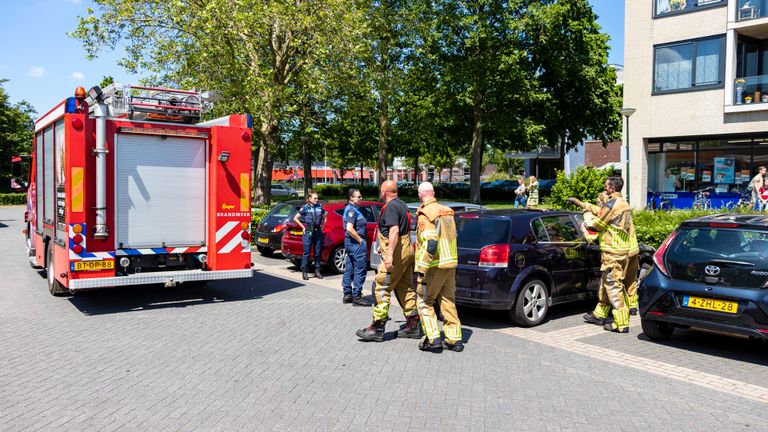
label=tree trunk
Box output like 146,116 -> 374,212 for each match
359,161 -> 364,185
469,91 -> 485,204
377,97 -> 389,185
251,145 -> 260,204
253,119 -> 279,206
302,137 -> 312,197
413,155 -> 419,184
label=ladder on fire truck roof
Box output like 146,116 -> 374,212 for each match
90,84 -> 209,124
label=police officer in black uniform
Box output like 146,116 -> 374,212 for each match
293,190 -> 327,280
342,188 -> 370,306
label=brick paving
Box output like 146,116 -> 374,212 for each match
1,206 -> 768,431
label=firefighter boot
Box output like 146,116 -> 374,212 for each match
604,308 -> 630,333
583,312 -> 607,326
442,340 -> 465,352
356,319 -> 386,342
396,314 -> 422,339
419,337 -> 443,353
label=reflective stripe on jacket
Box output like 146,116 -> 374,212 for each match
415,199 -> 458,272
582,192 -> 639,257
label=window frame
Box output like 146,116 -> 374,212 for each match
653,0 -> 726,19
652,35 -> 726,95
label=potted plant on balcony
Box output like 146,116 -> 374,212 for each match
745,95 -> 753,104
670,0 -> 686,11
762,94 -> 768,103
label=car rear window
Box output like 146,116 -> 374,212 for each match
269,203 -> 294,218
456,218 -> 510,249
667,228 -> 768,287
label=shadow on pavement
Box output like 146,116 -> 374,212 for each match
638,329 -> 768,367
457,298 -> 596,330
67,271 -> 303,316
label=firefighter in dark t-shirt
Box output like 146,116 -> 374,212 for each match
356,180 -> 419,342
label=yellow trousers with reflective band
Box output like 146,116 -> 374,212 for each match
625,254 -> 639,310
372,234 -> 416,321
593,253 -> 630,330
416,268 -> 462,344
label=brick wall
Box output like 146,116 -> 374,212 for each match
584,140 -> 621,168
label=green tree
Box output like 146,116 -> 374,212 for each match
0,80 -> 36,187
72,0 -> 365,205
523,0 -> 622,155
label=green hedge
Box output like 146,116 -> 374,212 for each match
632,207 -> 763,249
0,193 -> 26,205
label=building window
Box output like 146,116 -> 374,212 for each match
655,0 -> 726,17
653,36 -> 725,94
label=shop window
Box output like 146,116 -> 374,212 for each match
698,150 -> 753,193
648,151 -> 697,193
654,37 -> 725,94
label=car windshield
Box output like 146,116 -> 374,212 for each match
268,203 -> 294,218
667,227 -> 768,287
456,218 -> 510,249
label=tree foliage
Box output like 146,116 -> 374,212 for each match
0,80 -> 35,188
73,0 -> 366,205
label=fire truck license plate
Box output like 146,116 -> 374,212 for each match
73,260 -> 115,271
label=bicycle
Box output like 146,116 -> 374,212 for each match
692,187 -> 714,210
722,189 -> 753,210
645,189 -> 673,211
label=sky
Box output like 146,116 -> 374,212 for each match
0,0 -> 625,117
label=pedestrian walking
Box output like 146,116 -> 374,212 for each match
760,178 -> 768,211
341,189 -> 370,306
413,182 -> 463,353
526,176 -> 539,208
356,180 -> 419,342
293,190 -> 326,281
568,176 -> 639,333
514,177 -> 527,208
751,166 -> 767,210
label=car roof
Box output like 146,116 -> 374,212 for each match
455,209 -> 579,220
405,201 -> 486,210
323,200 -> 383,210
681,213 -> 768,230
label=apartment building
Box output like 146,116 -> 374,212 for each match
624,0 -> 768,208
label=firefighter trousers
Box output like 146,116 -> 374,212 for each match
625,254 -> 639,310
593,253 -> 630,330
416,268 -> 462,344
372,234 -> 416,321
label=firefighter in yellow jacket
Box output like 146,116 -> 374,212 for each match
413,182 -> 464,352
568,176 -> 639,333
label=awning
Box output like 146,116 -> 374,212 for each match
504,151 -> 561,160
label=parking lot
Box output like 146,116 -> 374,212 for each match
1,205 -> 768,431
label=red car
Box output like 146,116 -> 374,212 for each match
282,201 -> 383,273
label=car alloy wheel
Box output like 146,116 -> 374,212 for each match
511,279 -> 549,327
331,246 -> 348,274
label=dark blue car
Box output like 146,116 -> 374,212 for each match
640,214 -> 768,341
455,210 -> 654,327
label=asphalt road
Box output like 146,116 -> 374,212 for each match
2,205 -> 768,432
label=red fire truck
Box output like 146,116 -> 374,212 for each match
16,84 -> 254,295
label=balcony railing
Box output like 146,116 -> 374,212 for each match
737,0 -> 765,21
734,75 -> 768,104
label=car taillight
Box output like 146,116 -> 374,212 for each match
653,230 -> 678,278
271,224 -> 285,233
479,244 -> 509,268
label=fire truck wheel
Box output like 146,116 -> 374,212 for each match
46,246 -> 70,297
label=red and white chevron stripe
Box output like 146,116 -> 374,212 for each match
215,221 -> 251,254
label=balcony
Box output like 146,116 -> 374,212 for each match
727,75 -> 768,112
737,0 -> 765,21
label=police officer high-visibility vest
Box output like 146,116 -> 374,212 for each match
415,199 -> 458,273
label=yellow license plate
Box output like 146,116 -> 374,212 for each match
290,230 -> 303,236
258,237 -> 269,244
72,260 -> 115,272
683,296 -> 738,314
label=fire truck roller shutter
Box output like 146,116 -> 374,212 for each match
116,134 -> 207,249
